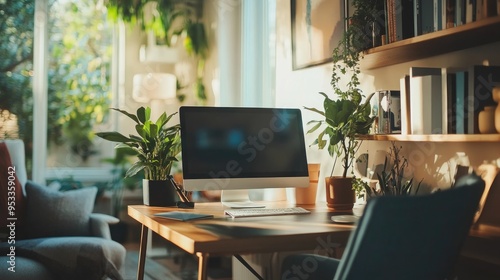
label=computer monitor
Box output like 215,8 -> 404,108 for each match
179,106 -> 309,208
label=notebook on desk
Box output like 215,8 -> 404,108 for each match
154,211 -> 214,221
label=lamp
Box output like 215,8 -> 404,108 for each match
132,73 -> 176,120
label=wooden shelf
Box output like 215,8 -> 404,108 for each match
360,16 -> 500,70
357,134 -> 500,142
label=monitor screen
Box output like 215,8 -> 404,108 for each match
179,106 -> 309,207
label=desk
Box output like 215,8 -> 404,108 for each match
128,202 -> 355,280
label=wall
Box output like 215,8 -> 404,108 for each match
275,0 -> 500,200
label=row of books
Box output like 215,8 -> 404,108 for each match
382,0 -> 500,45
394,65 -> 500,135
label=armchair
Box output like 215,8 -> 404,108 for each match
281,174 -> 485,280
0,139 -> 126,280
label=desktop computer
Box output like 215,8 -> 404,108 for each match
179,106 -> 310,208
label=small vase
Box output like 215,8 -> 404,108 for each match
478,106 -> 496,134
494,87 -> 500,133
295,164 -> 321,205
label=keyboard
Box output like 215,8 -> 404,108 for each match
224,207 -> 311,218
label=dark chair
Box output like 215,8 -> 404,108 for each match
281,174 -> 485,280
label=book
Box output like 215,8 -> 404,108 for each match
376,90 -> 401,134
388,0 -> 396,43
373,0 -> 387,47
154,211 -> 214,221
434,0 -> 443,31
444,71 -> 457,134
414,0 -> 422,35
400,75 -> 411,134
409,67 -> 443,134
455,71 -> 468,134
455,0 -> 464,26
446,0 -> 456,28
466,65 -> 500,134
394,0 -> 414,41
421,0 -> 435,34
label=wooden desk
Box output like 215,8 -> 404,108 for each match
128,202 -> 354,280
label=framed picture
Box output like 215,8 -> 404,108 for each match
291,0 -> 345,70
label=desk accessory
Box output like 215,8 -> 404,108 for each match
168,175 -> 195,208
154,211 -> 212,221
331,215 -> 360,224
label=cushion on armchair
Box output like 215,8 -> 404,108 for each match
21,181 -> 97,239
0,236 -> 125,280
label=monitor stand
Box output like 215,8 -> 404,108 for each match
220,189 -> 266,208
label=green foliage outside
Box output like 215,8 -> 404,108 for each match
0,0 -> 112,165
0,0 -> 36,163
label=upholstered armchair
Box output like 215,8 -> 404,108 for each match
0,139 -> 126,280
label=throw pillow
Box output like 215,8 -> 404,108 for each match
0,143 -> 25,242
21,181 -> 97,239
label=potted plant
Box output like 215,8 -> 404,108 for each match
364,142 -> 422,198
304,1 -> 380,210
96,106 -> 181,206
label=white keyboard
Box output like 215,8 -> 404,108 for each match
224,207 -> 311,218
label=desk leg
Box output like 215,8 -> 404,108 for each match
196,252 -> 209,280
137,225 -> 149,280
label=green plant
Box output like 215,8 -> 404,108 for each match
305,92 -> 374,179
304,1 -> 381,183
95,106 -> 181,180
364,142 -> 422,198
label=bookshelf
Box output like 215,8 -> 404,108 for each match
361,16 -> 500,70
357,134 -> 500,142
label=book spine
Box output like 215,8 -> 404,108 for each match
402,0 -> 415,38
447,0 -> 456,28
441,68 -> 448,133
455,71 -> 467,134
421,0 -> 435,34
400,75 -> 411,134
465,0 -> 474,23
447,72 -> 457,134
389,0 -> 396,43
395,0 -> 403,41
455,0 -> 463,26
410,75 -> 443,134
476,0 -> 483,20
414,0 -> 422,35
434,0 -> 443,31
442,0 -> 448,28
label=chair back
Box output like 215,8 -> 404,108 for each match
334,174 -> 485,280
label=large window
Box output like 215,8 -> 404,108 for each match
1,0 -> 116,182
0,0 -> 35,171
46,0 -> 114,171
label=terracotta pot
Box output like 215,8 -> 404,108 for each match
325,177 -> 355,211
143,179 -> 178,207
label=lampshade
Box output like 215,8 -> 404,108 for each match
132,73 -> 176,103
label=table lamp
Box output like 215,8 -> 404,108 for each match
132,73 -> 177,120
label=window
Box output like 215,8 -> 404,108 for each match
1,0 -> 117,183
